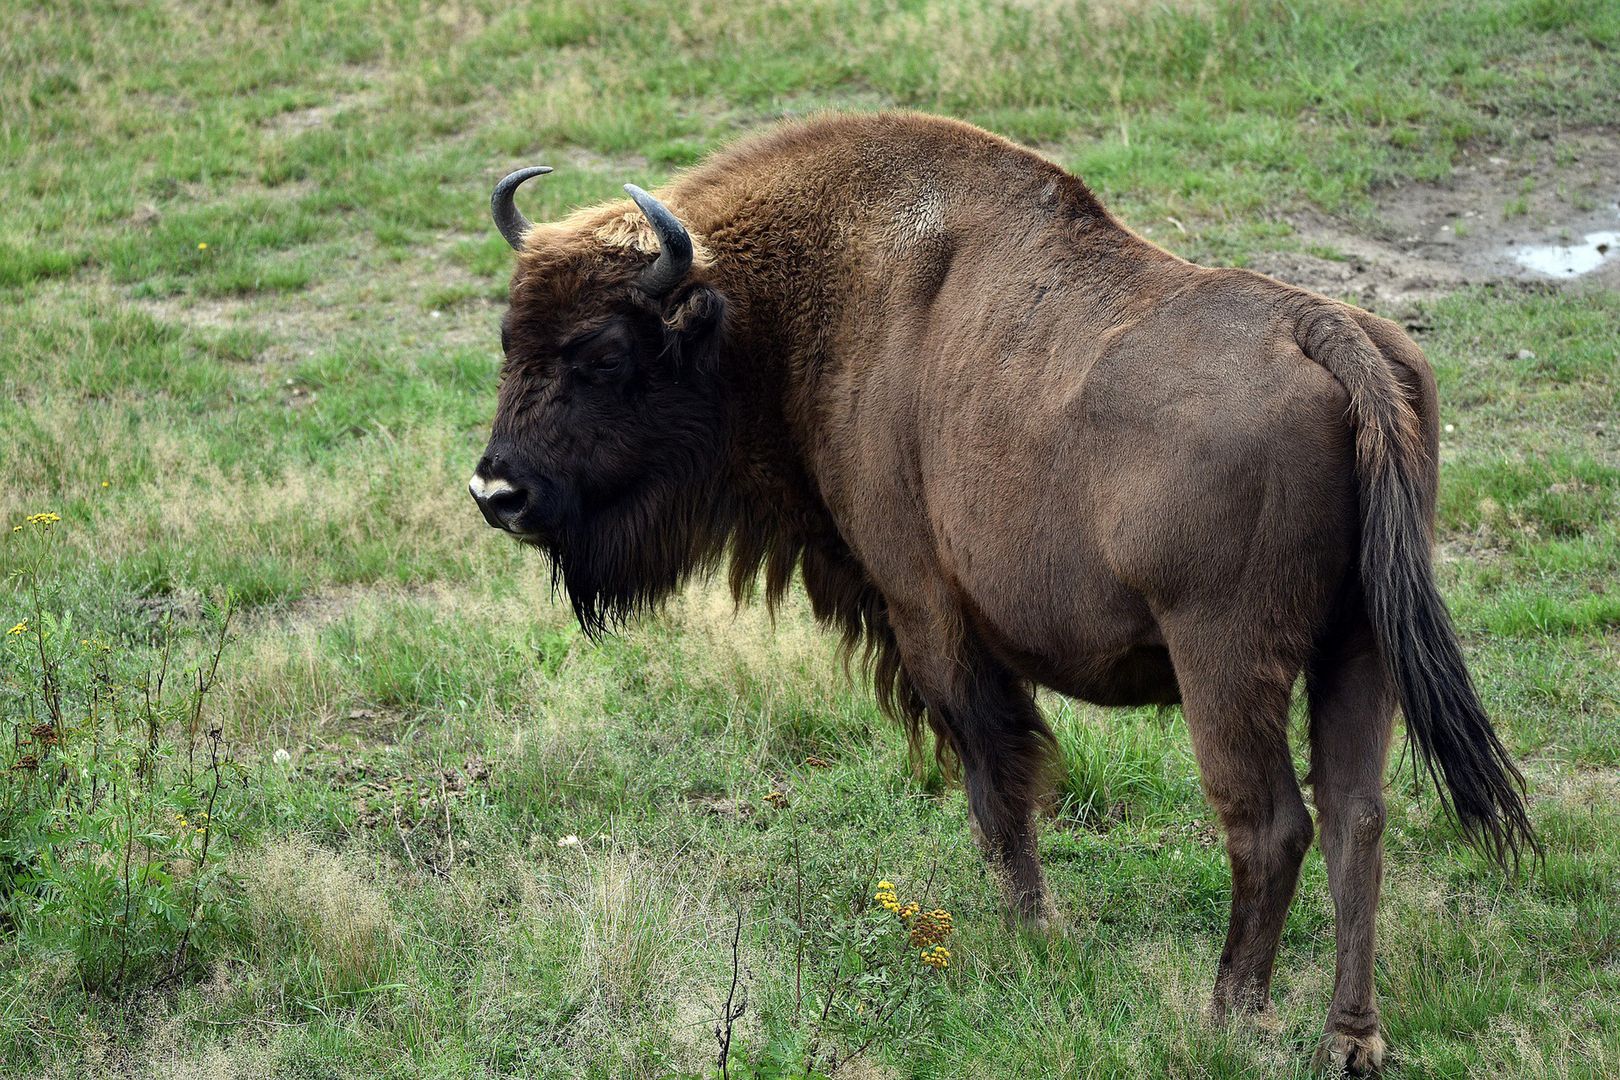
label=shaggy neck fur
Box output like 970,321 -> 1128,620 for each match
661,112 -> 1114,725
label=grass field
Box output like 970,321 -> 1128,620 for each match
3,1 -> 1619,1077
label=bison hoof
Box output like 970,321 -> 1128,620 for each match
1251,1003 -> 1284,1036
1313,1030 -> 1385,1076
1016,910 -> 1056,935
1207,976 -> 1277,1030
1206,994 -> 1280,1035
1005,906 -> 1054,935
1005,893 -> 1061,936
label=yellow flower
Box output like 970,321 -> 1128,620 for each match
909,908 -> 954,948
6,622 -> 27,636
100,481 -> 110,488
197,242 -> 208,250
24,512 -> 61,528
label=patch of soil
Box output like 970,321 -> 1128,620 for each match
682,791 -> 757,820
265,101 -> 351,134
1248,130 -> 1620,311
233,584 -> 442,642
260,68 -> 385,135
347,756 -> 492,827
138,284 -> 361,364
554,145 -> 652,175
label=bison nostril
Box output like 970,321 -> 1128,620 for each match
485,487 -> 526,519
469,470 -> 532,530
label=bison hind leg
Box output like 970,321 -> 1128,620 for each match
1305,613 -> 1395,1075
1156,607 -> 1315,1024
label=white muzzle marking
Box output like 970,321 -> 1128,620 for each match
469,473 -> 515,500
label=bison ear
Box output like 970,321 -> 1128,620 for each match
660,284 -> 726,374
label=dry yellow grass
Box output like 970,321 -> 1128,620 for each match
238,836 -> 398,994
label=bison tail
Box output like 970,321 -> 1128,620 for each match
1295,303 -> 1537,871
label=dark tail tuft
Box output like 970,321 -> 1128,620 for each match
1297,301 -> 1539,872
1361,453 -> 1539,871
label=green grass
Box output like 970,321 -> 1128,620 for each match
2,1 -> 1618,1077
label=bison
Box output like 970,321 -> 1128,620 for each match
469,112 -> 1534,1074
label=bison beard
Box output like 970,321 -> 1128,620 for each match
549,438 -> 926,762
546,470 -> 728,640
473,111 -> 1536,1075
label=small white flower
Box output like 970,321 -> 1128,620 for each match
557,834 -> 582,848
1444,424 -> 1455,434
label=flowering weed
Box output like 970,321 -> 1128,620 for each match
1,514 -> 243,995
714,861 -> 957,1079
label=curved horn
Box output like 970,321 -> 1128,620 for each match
491,166 -> 553,250
624,184 -> 693,298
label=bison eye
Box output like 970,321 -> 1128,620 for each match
566,325 -> 636,382
586,351 -> 627,379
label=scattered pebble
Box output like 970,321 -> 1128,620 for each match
273,748 -> 292,766
1516,349 -> 1536,360
557,834 -> 581,848
1444,424 -> 1455,434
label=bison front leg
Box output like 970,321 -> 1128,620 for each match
891,616 -> 1058,931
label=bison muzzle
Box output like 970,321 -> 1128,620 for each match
469,111 -> 1535,1075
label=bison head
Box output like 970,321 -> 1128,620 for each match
470,167 -> 730,633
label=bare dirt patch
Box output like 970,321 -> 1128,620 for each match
137,292 -> 257,334
245,582 -> 442,635
265,100 -> 353,134
132,228 -> 496,364
1250,130 -> 1620,312
554,145 -> 652,175
139,284 -> 361,364
259,67 -> 387,135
